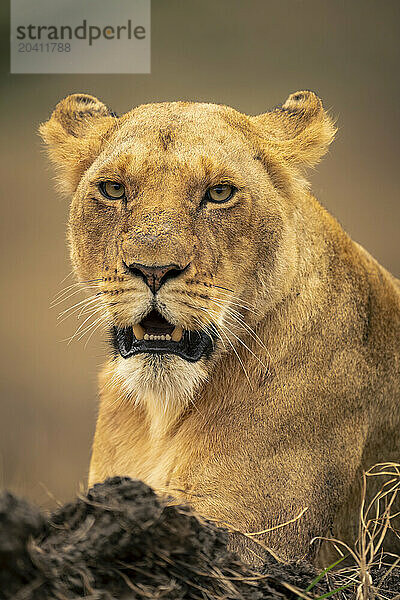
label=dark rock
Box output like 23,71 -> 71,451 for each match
0,477 -> 364,599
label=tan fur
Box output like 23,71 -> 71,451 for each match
40,91 -> 400,566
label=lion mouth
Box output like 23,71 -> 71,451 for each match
113,309 -> 214,362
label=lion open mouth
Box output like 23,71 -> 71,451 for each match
113,309 -> 214,362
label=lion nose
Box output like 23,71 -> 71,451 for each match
125,261 -> 191,293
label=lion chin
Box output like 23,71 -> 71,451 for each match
114,353 -> 210,435
110,307 -> 217,432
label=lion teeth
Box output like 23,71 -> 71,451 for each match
141,331 -> 180,342
171,325 -> 183,342
132,324 -> 145,340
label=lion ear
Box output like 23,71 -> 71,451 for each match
39,93 -> 117,194
251,91 -> 336,168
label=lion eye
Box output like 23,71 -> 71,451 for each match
206,184 -> 235,203
99,181 -> 126,200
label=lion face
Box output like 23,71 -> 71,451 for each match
40,92 -> 335,407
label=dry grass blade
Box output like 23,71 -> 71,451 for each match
245,506 -> 309,536
312,463 -> 400,600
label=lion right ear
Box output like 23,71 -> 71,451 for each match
39,93 -> 117,194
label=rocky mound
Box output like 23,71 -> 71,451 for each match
0,477 -> 398,599
0,477 -> 322,599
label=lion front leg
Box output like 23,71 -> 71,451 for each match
190,434 -> 367,567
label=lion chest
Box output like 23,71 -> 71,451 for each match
104,417 -> 202,497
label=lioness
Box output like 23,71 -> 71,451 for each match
40,91 -> 400,565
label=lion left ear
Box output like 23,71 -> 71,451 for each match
251,90 -> 336,168
39,93 -> 117,194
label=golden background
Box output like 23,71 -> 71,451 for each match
0,0 -> 399,507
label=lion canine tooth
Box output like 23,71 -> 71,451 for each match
171,325 -> 183,342
132,324 -> 145,340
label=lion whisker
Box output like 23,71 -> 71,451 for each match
66,309 -> 105,344
205,306 -> 269,373
76,300 -> 105,320
216,323 -> 254,391
57,293 -> 102,320
74,316 -> 106,344
209,298 -> 271,358
208,288 -> 258,310
57,301 -> 102,326
84,320 -> 107,348
66,312 -> 107,345
57,300 -> 103,326
52,276 -> 102,296
208,295 -> 260,316
193,315 -> 219,352
209,283 -> 235,294
56,269 -> 74,287
196,307 -> 253,389
51,278 -> 103,303
77,315 -> 106,348
51,285 -> 100,308
219,318 -> 270,372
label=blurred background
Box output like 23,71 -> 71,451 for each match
0,0 -> 399,508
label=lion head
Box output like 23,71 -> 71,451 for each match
40,91 -> 335,420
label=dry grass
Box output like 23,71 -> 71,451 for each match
201,463 -> 400,599
310,463 -> 400,600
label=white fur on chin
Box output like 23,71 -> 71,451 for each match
115,353 -> 209,438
